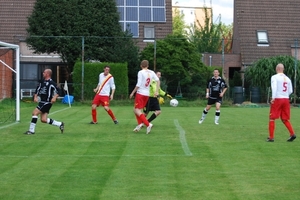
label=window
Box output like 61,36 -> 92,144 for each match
257,30 -> 269,46
116,0 -> 166,37
144,26 -> 155,41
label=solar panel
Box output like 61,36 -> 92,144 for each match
139,7 -> 151,22
125,22 -> 139,37
126,7 -> 138,21
153,8 -> 165,21
126,0 -> 138,6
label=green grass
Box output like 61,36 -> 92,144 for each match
1,102 -> 300,200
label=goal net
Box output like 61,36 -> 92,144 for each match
0,41 -> 20,124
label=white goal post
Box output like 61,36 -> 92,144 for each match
0,41 -> 20,122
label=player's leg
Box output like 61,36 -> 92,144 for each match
24,107 -> 42,134
199,99 -> 213,124
41,104 -> 64,133
104,104 -> 118,124
215,102 -> 221,125
268,100 -> 280,142
281,99 -> 296,141
91,95 -> 99,124
148,98 -> 161,123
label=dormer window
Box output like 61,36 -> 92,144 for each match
256,30 -> 269,46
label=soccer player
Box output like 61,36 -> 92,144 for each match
267,63 -> 296,142
90,65 -> 118,124
143,71 -> 172,124
129,60 -> 160,134
24,69 -> 64,134
199,69 -> 228,125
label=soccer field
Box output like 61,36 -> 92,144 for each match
1,103 -> 300,200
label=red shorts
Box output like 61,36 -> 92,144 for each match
269,98 -> 290,120
92,95 -> 110,107
134,93 -> 149,109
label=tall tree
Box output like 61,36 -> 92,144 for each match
140,33 -> 206,97
26,0 -> 138,71
220,23 -> 233,53
188,7 -> 222,53
172,8 -> 188,36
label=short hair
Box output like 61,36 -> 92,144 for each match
45,69 -> 52,76
140,60 -> 149,68
104,65 -> 110,69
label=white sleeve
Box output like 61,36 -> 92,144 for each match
271,76 -> 277,99
136,71 -> 142,87
288,79 -> 293,95
110,77 -> 116,90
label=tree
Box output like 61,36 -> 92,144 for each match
26,0 -> 138,71
140,33 -> 206,98
220,23 -> 233,53
172,8 -> 188,36
245,55 -> 300,102
188,7 -> 223,53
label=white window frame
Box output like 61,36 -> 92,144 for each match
143,26 -> 155,42
257,30 -> 269,46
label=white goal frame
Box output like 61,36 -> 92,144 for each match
0,41 -> 20,122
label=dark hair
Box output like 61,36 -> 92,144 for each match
104,65 -> 110,69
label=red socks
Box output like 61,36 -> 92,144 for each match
268,120 -> 275,139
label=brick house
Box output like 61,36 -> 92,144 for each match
0,49 -> 13,99
0,0 -> 173,99
232,0 -> 300,68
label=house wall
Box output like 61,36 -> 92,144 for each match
202,53 -> 241,80
135,0 -> 173,50
0,50 -> 13,99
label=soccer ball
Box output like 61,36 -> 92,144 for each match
170,99 -> 179,107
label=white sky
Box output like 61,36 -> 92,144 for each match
172,0 -> 234,25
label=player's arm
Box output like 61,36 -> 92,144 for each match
51,84 -> 59,103
154,80 -> 160,97
94,74 -> 101,93
130,86 -> 138,99
270,76 -> 277,103
205,80 -> 210,98
220,88 -> 227,97
33,82 -> 41,102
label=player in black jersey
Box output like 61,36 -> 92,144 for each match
24,69 -> 64,134
199,69 -> 227,125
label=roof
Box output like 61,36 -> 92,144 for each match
232,0 -> 300,65
0,0 -> 35,44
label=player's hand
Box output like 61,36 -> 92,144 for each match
166,94 -> 173,99
270,98 -> 275,104
93,88 -> 97,93
51,97 -> 57,103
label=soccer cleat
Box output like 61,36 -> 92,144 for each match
140,123 -> 144,129
266,137 -> 274,142
89,121 -> 98,124
24,131 -> 35,135
287,134 -> 296,142
146,123 -> 153,134
133,124 -> 143,132
60,122 -> 64,133
198,119 -> 204,124
215,120 -> 219,125
114,120 -> 119,124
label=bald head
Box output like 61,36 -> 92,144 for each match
276,63 -> 284,73
43,69 -> 52,79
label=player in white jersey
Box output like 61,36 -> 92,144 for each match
91,66 -> 118,124
129,60 -> 160,134
267,63 -> 296,142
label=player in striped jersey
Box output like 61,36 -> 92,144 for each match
91,66 -> 118,124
